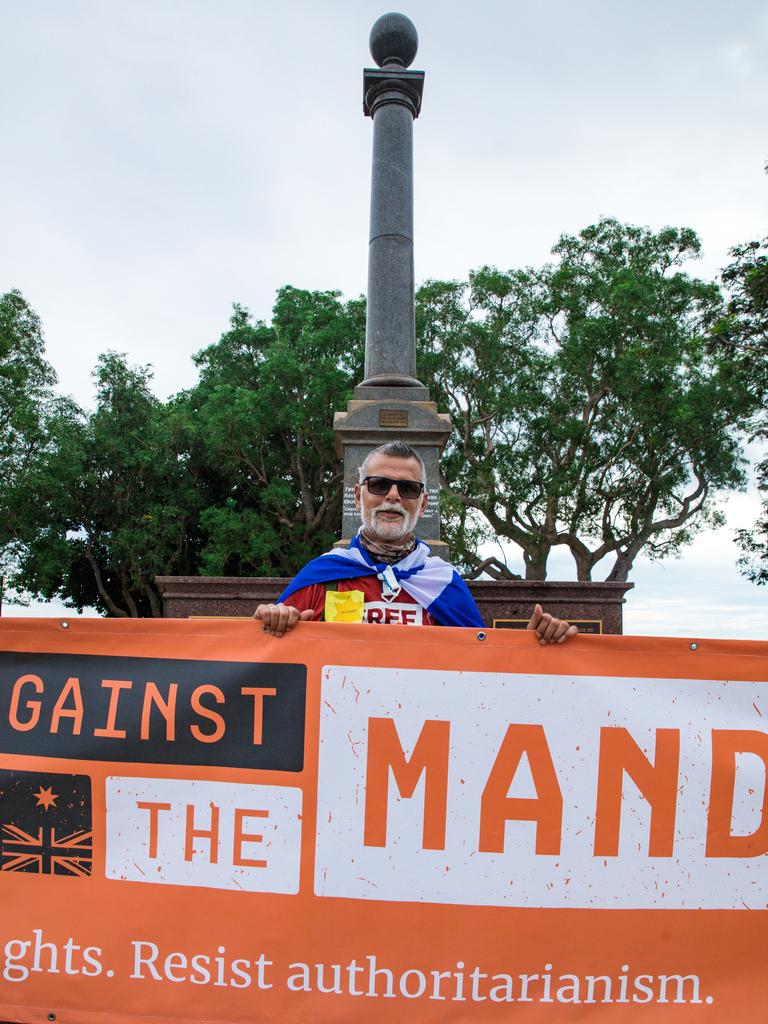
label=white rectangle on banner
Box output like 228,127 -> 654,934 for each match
314,666 -> 768,909
106,777 -> 302,893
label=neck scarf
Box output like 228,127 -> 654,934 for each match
358,528 -> 417,565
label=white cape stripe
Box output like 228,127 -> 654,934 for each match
319,542 -> 457,612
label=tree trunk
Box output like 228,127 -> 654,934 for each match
464,556 -> 522,581
523,545 -> 549,581
85,544 -> 127,617
606,554 -> 633,582
143,583 -> 162,618
120,571 -> 140,618
572,551 -> 594,582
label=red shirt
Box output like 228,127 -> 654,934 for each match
285,575 -> 437,626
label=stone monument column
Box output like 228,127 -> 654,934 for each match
334,13 -> 451,553
361,14 -> 422,387
155,11 -> 634,632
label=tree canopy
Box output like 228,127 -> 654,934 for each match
2,220 -> 763,613
417,220 -> 758,580
7,352 -> 204,616
3,287 -> 363,615
0,291 -> 78,604
716,238 -> 768,585
185,286 -> 364,578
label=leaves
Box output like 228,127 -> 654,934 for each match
418,219 -> 757,581
4,220 -> 763,608
187,286 -> 364,578
6,351 -> 203,615
717,238 -> 768,584
0,291 -> 76,605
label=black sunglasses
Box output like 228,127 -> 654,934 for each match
362,475 -> 425,499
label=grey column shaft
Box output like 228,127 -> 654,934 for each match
365,99 -> 416,382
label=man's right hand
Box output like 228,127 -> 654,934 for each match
254,603 -> 316,637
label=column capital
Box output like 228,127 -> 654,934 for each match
363,67 -> 425,119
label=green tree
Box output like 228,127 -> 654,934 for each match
0,290 -> 77,606
9,225 -> 759,606
7,286 -> 364,615
187,286 -> 364,577
716,238 -> 768,584
10,353 -> 204,616
417,219 -> 757,581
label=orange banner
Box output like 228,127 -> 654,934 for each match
0,617 -> 767,1023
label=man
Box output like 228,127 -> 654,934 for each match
254,441 -> 577,643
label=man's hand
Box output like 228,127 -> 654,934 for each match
254,603 -> 315,637
527,603 -> 578,646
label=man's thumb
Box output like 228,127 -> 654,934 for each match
526,603 -> 543,630
299,609 -> 316,621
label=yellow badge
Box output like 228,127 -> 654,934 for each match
324,590 -> 365,623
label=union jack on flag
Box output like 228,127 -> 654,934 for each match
0,769 -> 93,878
2,823 -> 93,875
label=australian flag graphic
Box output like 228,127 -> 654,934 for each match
0,769 -> 92,877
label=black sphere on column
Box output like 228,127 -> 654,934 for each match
369,12 -> 419,68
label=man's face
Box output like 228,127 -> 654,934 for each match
354,453 -> 428,543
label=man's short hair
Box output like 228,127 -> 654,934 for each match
358,441 -> 427,485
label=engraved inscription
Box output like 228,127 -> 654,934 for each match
379,408 -> 409,428
343,486 -> 357,518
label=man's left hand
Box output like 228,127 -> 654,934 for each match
527,603 -> 578,645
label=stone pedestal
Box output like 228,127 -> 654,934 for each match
333,384 -> 451,554
468,580 -> 633,635
156,577 -> 633,634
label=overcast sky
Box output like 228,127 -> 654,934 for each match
2,0 -> 767,637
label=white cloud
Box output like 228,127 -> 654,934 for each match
723,43 -> 753,78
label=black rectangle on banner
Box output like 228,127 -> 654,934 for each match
0,768 -> 92,876
0,653 -> 306,771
